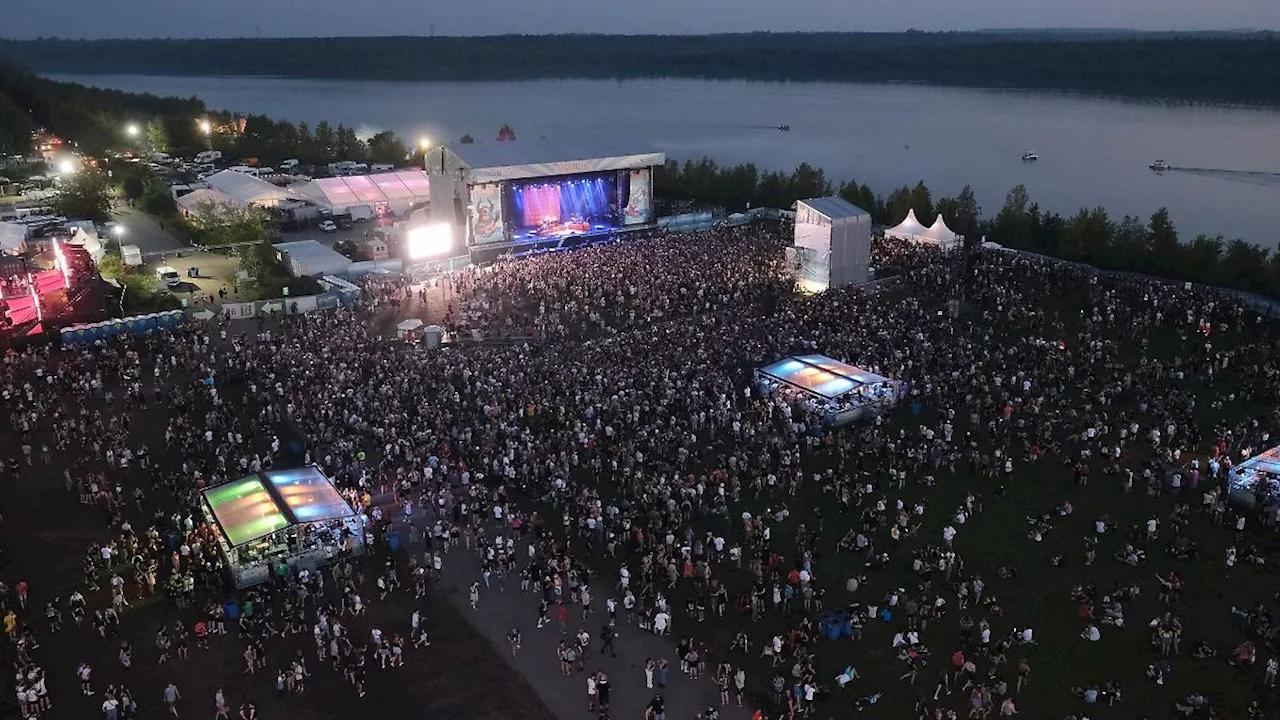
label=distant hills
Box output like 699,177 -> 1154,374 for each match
2,33 -> 1279,105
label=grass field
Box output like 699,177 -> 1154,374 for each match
569,274 -> 1280,720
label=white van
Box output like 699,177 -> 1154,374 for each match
155,265 -> 181,288
370,163 -> 394,173
194,150 -> 222,164
279,159 -> 300,171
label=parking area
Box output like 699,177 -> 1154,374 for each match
141,250 -> 243,302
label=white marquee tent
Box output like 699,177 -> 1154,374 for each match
886,209 -> 962,249
293,170 -> 431,216
202,170 -> 301,208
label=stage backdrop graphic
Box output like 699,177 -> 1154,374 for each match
469,183 -> 506,245
624,168 -> 651,226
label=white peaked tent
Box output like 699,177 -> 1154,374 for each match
886,209 -> 961,250
926,214 -> 962,249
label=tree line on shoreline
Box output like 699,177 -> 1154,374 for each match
6,63 -> 1280,301
3,34 -> 1280,105
0,60 -> 424,165
656,157 -> 1280,299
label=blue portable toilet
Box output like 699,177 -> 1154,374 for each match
387,531 -> 401,552
224,600 -> 240,620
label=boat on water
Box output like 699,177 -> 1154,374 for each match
1150,159 -> 1170,172
777,125 -> 791,132
1021,151 -> 1039,162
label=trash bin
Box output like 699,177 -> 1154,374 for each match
387,531 -> 401,552
824,619 -> 843,641
223,600 -> 240,621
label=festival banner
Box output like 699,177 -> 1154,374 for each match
469,183 -> 506,245
624,169 -> 652,226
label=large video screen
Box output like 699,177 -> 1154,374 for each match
502,171 -> 623,243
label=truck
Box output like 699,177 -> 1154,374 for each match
348,205 -> 373,222
370,163 -> 394,173
120,244 -> 143,267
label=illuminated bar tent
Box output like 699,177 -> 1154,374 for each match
754,354 -> 903,426
201,466 -> 364,588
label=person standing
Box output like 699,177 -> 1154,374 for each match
214,687 -> 229,720
600,621 -> 618,658
163,682 -> 182,717
597,671 -> 611,713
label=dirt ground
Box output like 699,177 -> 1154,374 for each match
0,328 -> 557,720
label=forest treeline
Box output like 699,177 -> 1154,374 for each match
3,33 -> 1280,104
0,60 -> 418,163
657,157 -> 1280,300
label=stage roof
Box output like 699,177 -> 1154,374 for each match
1234,446 -> 1280,478
443,135 -> 665,184
293,170 -> 431,211
203,170 -> 300,206
798,197 -> 871,222
263,466 -> 356,524
202,466 -> 356,547
203,475 -> 290,547
758,354 -> 894,400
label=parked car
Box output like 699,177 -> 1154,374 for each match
318,220 -> 338,232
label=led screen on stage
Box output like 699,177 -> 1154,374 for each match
624,168 -> 652,226
469,183 -> 506,245
502,171 -> 621,242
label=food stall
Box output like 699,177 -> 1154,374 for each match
201,466 -> 366,588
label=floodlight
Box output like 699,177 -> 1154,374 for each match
57,159 -> 76,175
405,223 -> 452,259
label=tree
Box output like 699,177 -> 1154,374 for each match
334,124 -> 365,160
497,124 -> 516,142
188,200 -> 272,247
121,174 -> 145,201
367,130 -> 408,165
145,119 -> 169,153
96,252 -> 125,281
313,121 -> 336,162
53,169 -> 112,223
946,185 -> 981,242
238,240 -> 284,279
993,184 -> 1033,248
459,134 -> 475,144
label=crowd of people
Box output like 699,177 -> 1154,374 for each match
0,224 -> 1279,720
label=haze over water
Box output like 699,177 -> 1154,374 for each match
54,74 -> 1280,245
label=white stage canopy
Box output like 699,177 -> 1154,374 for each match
203,170 -> 301,208
886,209 -> 961,249
437,135 -> 665,184
293,170 -> 431,215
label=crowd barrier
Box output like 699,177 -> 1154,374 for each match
203,290 -> 357,321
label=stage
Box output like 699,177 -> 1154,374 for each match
425,136 -> 661,257
1,240 -> 104,342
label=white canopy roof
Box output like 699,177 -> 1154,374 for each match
887,209 -> 961,248
203,170 -> 300,206
293,170 -> 430,212
176,188 -> 243,214
396,318 -> 424,331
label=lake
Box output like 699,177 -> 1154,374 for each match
53,74 -> 1280,245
